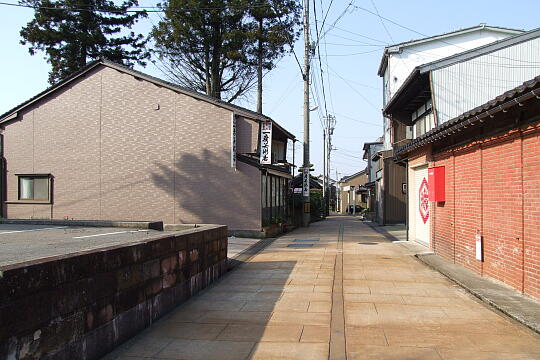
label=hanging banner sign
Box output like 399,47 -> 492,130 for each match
260,121 -> 272,164
231,115 -> 237,169
302,167 -> 310,197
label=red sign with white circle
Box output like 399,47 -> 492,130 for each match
419,178 -> 429,224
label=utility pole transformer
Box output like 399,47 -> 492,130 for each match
302,0 -> 311,227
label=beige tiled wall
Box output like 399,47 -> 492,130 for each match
3,66 -> 262,230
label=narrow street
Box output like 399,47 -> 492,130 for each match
104,216 -> 540,360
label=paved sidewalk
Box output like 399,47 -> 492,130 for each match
103,216 -> 540,360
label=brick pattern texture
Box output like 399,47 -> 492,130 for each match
0,225 -> 228,360
3,66 -> 262,230
429,122 -> 540,300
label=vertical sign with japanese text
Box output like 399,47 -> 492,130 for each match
260,121 -> 272,164
302,167 -> 310,197
231,115 -> 237,169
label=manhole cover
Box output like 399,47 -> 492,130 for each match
294,238 -> 320,242
358,242 -> 378,245
287,244 -> 314,248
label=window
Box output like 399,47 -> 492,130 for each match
18,175 -> 50,201
411,99 -> 435,139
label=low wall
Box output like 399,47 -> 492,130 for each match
0,219 -> 164,230
0,225 -> 228,360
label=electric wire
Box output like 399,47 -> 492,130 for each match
312,0 -> 329,118
0,1 -> 279,13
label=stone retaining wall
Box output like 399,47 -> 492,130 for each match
0,225 -> 228,360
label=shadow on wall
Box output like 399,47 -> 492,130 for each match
151,149 -> 260,229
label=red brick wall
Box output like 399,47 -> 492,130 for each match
429,122 -> 540,300
523,123 -> 540,299
453,145 -> 482,274
431,152 -> 454,262
482,133 -> 523,291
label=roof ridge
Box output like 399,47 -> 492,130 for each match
385,24 -> 523,50
0,59 -> 295,139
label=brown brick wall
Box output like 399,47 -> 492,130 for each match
0,225 -> 228,360
428,122 -> 540,300
2,66 -> 262,231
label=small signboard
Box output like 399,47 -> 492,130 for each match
475,234 -> 483,261
302,167 -> 310,197
260,121 -> 272,164
231,115 -> 237,169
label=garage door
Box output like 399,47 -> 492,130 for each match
412,166 -> 430,246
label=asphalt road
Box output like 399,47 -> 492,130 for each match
0,224 -> 164,267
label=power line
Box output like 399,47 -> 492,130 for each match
333,112 -> 382,127
312,0 -> 329,118
326,32 -> 387,45
324,64 -> 380,111
325,48 -> 384,56
315,0 -> 356,48
353,4 -> 540,65
331,25 -> 389,44
0,1 -> 277,13
316,0 -> 334,44
369,0 -> 394,43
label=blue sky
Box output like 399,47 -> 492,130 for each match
1,0 -> 539,179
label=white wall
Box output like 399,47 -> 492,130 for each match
432,37 -> 540,124
385,29 -> 516,102
381,28 -> 518,150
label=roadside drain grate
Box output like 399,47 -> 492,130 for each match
294,238 -> 320,242
358,242 -> 378,245
382,257 -> 393,260
287,244 -> 314,248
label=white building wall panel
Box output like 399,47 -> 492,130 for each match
387,30 -> 514,101
432,37 -> 540,124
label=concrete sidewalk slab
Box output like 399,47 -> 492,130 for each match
417,252 -> 540,334
101,216 -> 540,360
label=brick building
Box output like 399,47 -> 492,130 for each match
383,28 -> 540,299
0,60 -> 295,236
389,76 -> 540,299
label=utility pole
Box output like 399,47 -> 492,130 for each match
322,129 -> 326,205
301,0 -> 311,227
325,115 -> 336,215
336,169 -> 340,212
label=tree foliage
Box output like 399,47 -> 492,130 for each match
245,0 -> 301,112
151,0 -> 301,104
20,0 -> 149,84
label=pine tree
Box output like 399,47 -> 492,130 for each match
20,0 -> 149,84
151,0 -> 255,102
246,0 -> 301,113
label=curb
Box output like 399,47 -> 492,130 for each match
416,253 -> 540,334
